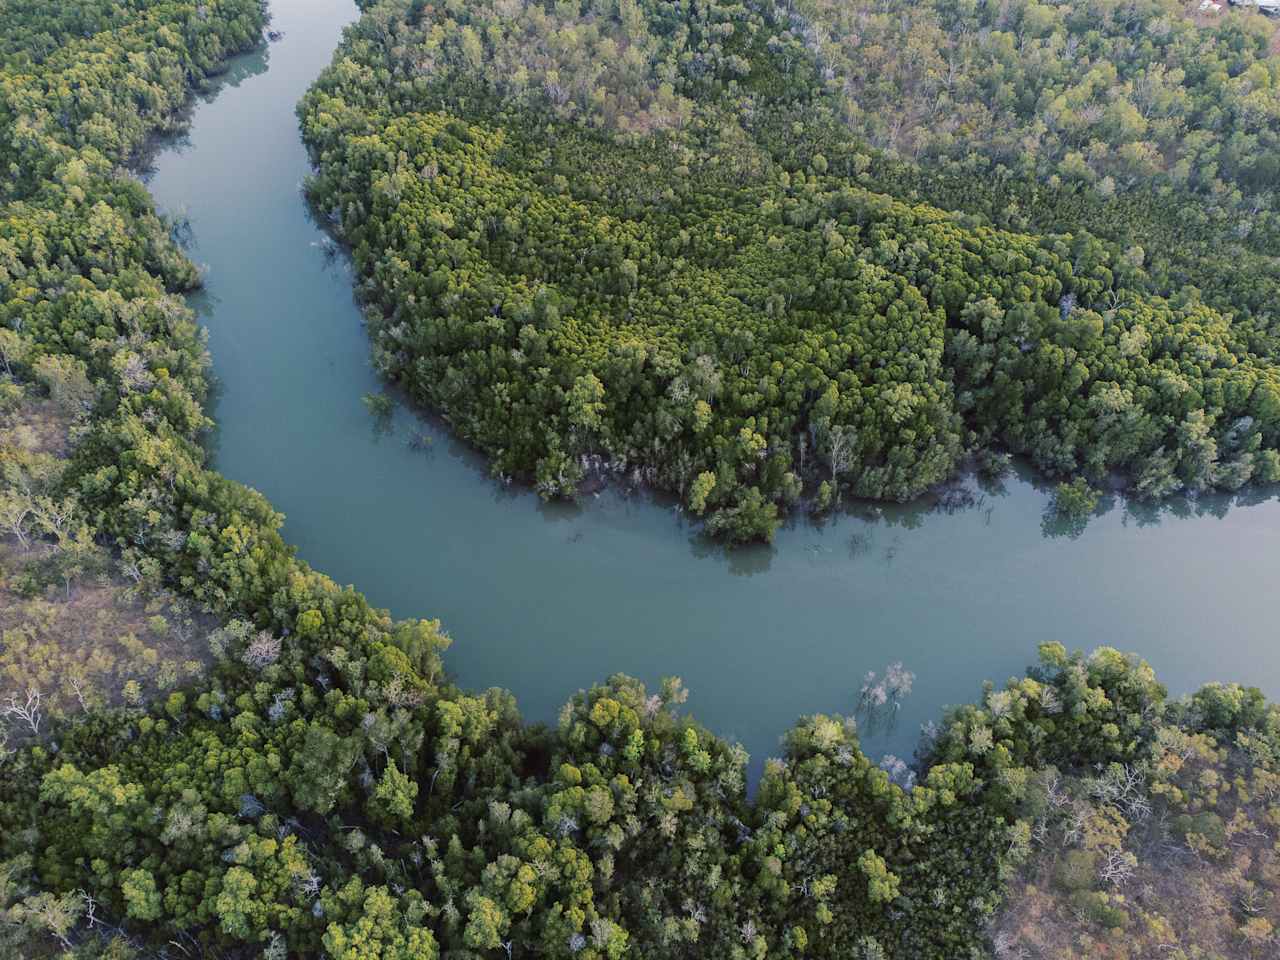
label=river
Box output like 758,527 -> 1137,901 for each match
145,0 -> 1280,778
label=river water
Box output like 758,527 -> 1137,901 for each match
146,0 -> 1280,777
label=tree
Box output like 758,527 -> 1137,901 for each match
33,355 -> 95,415
0,330 -> 28,378
822,424 -> 859,494
323,882 -> 438,960
689,471 -> 716,514
121,868 -> 163,922
1,690 -> 42,736
0,492 -> 34,550
369,761 -> 418,826
1045,478 -> 1099,538
16,891 -> 82,949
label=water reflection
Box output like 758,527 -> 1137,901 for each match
139,45 -> 272,178
353,385 -> 1280,569
203,40 -> 273,92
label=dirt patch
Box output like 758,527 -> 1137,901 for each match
0,395 -> 72,459
1,385 -> 221,747
0,538 -> 218,736
992,728 -> 1280,959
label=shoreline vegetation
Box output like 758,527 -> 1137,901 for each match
0,2 -> 1278,960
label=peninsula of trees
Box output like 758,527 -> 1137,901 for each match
298,0 -> 1280,540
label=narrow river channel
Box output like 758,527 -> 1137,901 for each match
146,0 -> 1280,777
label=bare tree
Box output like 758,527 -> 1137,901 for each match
1099,848 -> 1137,886
68,675 -> 89,712
1085,763 -> 1150,821
0,491 -> 34,550
0,328 -> 27,377
242,631 -> 283,668
23,891 -> 83,949
823,424 -> 859,491
1044,771 -> 1071,810
81,891 -> 101,929
2,689 -> 42,735
32,495 -> 78,543
120,556 -> 145,584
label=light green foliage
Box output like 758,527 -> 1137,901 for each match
120,869 -> 162,922
322,880 -> 438,960
856,851 -> 900,905
362,392 -> 394,420
369,761 -> 418,826
1052,479 -> 1101,520
688,470 -> 716,515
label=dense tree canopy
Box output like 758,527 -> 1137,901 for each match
299,0 -> 1280,541
800,0 -> 1280,214
2,2 -> 1280,960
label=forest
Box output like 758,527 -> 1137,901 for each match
1,1 -> 1280,959
296,0 -> 1280,541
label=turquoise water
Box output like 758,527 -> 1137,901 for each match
146,0 -> 1280,778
